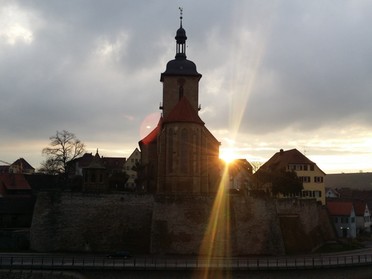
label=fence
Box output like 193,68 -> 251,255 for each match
1,253 -> 372,271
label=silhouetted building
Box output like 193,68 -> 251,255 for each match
0,158 -> 35,175
124,148 -> 141,190
139,15 -> 221,194
82,151 -> 108,192
0,174 -> 32,197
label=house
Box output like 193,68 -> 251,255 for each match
326,200 -> 357,238
10,158 -> 35,174
353,200 -> 371,234
123,148 -> 141,190
67,153 -> 96,177
258,148 -> 326,204
82,151 -> 108,193
325,187 -> 340,198
0,174 -> 32,197
227,159 -> 253,192
0,158 -> 35,175
67,151 -> 125,178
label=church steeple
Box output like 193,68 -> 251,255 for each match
160,7 -> 202,118
175,7 -> 187,59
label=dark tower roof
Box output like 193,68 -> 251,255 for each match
161,9 -> 201,81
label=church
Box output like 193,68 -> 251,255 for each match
139,12 -> 221,194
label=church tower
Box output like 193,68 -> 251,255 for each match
139,10 -> 221,194
160,9 -> 201,118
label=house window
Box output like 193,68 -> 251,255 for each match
314,176 -> 324,183
300,176 -> 311,183
334,217 -> 338,223
304,165 -> 308,171
351,217 -> 355,223
310,165 -> 314,171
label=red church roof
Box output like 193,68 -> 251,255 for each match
139,116 -> 163,145
163,96 -> 204,125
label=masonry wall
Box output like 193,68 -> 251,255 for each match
231,196 -> 285,255
30,192 -> 154,253
276,199 -> 336,254
30,192 -> 334,255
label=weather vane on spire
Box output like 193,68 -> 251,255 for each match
179,7 -> 183,26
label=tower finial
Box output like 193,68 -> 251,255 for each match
179,7 -> 183,27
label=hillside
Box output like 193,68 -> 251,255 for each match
325,173 -> 372,190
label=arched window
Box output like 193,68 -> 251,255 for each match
167,128 -> 174,172
180,128 -> 189,173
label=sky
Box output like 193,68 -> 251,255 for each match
1,0 -> 372,174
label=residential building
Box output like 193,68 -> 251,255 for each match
227,159 -> 253,192
10,158 -> 35,174
67,151 -> 125,178
258,148 -> 326,204
82,151 -> 108,192
325,187 -> 340,198
326,200 -> 357,238
123,148 -> 141,190
353,200 -> 371,234
0,174 -> 32,197
0,158 -> 34,175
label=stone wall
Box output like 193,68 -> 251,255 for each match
30,192 -> 154,253
231,196 -> 285,255
276,199 -> 335,254
30,192 -> 334,255
151,195 -> 214,255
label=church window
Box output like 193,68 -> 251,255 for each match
180,128 -> 189,173
167,129 -> 174,172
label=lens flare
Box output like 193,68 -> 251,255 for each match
194,165 -> 232,279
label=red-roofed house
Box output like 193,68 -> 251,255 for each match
326,200 -> 356,238
353,200 -> 371,234
0,174 -> 32,197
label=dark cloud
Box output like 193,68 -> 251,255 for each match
1,1 -> 371,172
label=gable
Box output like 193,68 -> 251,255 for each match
327,201 -> 354,216
163,96 -> 204,125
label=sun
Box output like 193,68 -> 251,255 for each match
220,148 -> 237,164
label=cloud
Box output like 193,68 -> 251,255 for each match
0,1 -> 372,173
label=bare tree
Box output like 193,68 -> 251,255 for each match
40,130 -> 85,175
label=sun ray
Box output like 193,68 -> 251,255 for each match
194,165 -> 232,279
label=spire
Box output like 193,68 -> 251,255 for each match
179,7 -> 183,27
175,7 -> 187,59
